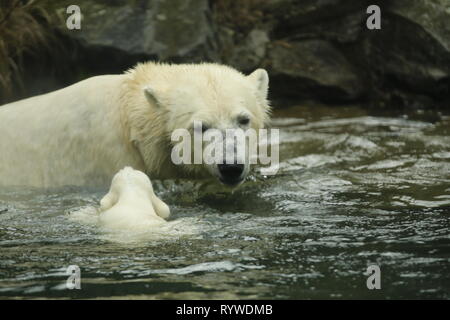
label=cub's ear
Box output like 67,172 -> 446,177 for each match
143,86 -> 162,108
248,68 -> 269,99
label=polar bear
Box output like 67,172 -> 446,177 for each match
0,62 -> 270,188
70,166 -> 205,237
97,166 -> 169,231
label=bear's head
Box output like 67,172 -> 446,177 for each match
126,63 -> 271,187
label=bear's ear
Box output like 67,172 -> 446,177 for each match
143,86 -> 162,108
248,69 -> 269,99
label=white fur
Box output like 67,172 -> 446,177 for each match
0,62 -> 270,188
98,167 -> 170,231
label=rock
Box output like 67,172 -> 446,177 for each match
227,29 -> 270,72
4,0 -> 450,109
7,0 -> 220,103
56,0 -> 218,61
267,40 -> 365,103
360,0 -> 450,107
267,0 -> 371,43
390,0 -> 450,52
215,26 -> 235,63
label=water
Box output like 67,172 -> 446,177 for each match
0,104 -> 449,299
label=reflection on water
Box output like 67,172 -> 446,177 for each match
0,104 -> 449,299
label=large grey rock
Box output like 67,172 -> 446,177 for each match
267,40 -> 365,102
360,0 -> 450,106
390,0 -> 450,52
58,0 -> 217,61
266,0 -> 371,43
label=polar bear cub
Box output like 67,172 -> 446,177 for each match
98,167 -> 170,231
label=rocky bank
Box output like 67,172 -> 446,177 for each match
3,0 -> 450,109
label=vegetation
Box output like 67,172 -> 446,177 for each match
0,0 -> 61,101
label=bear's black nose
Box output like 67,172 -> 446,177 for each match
218,164 -> 244,186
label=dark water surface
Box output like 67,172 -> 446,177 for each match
0,104 -> 449,299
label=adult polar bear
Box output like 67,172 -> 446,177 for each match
0,62 -> 270,188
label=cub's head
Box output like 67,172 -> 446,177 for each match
129,63 -> 270,187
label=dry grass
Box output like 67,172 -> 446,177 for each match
0,0 -> 60,101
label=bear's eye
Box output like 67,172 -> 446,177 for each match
238,117 -> 250,126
